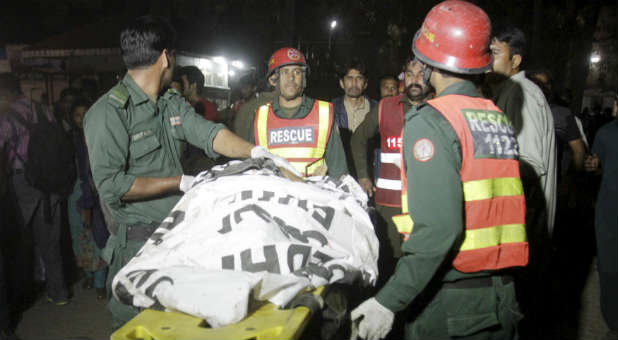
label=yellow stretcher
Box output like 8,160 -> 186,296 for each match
110,286 -> 325,340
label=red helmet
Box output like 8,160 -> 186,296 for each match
267,47 -> 308,78
412,0 -> 492,74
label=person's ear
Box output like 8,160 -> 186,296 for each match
159,49 -> 169,69
339,79 -> 345,90
511,54 -> 522,71
363,79 -> 368,90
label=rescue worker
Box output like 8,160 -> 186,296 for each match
83,16 -> 299,329
234,47 -> 348,177
351,2 -> 528,339
350,58 -> 433,286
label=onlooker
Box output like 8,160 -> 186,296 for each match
350,58 -> 433,287
0,73 -> 71,306
584,94 -> 617,336
332,58 -> 377,177
54,87 -> 81,132
378,74 -> 399,99
488,25 -> 557,338
232,73 -> 276,135
178,65 -> 219,122
68,97 -> 108,300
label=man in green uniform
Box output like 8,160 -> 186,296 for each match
234,47 -> 348,178
84,16 -> 300,329
350,58 -> 433,286
351,2 -> 527,339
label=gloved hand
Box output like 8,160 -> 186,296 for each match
350,298 -> 394,340
251,146 -> 303,178
179,175 -> 195,193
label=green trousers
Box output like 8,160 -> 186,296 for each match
404,277 -> 522,339
101,225 -> 146,331
374,205 -> 402,289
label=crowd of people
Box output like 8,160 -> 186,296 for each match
0,1 -> 616,339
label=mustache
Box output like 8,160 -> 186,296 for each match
406,83 -> 423,92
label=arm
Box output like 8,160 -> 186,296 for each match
351,106 -> 380,194
84,103 -> 181,205
212,128 -> 254,158
568,138 -> 586,172
376,111 -> 463,312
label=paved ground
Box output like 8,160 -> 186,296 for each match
11,259 -> 616,340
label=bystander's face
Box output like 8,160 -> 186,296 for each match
277,65 -> 304,101
404,61 -> 431,102
379,78 -> 398,99
58,94 -> 76,121
72,105 -> 88,129
490,39 -> 517,77
340,69 -> 368,99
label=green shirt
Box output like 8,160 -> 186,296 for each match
84,74 -> 225,225
375,80 -> 488,313
234,94 -> 348,178
350,95 -> 415,179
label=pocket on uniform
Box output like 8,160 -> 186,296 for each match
442,286 -> 500,338
129,134 -> 161,159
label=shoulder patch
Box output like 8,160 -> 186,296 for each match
108,82 -> 129,107
413,138 -> 434,162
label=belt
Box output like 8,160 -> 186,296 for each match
443,275 -> 514,289
126,223 -> 159,241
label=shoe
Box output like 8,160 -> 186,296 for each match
46,296 -> 70,306
82,277 -> 94,290
96,288 -> 106,300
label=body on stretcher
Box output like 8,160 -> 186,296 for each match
110,286 -> 325,340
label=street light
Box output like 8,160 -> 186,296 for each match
231,60 -> 244,69
590,53 -> 601,64
328,20 -> 338,53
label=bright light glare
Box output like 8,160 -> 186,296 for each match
590,54 -> 601,63
330,20 -> 337,29
213,56 -> 226,64
203,59 -> 212,69
231,60 -> 244,69
229,70 -> 236,77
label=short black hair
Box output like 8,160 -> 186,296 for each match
120,15 -> 176,69
0,73 -> 21,94
71,96 -> 92,114
378,74 -> 398,84
492,25 -> 527,58
59,87 -> 81,101
179,65 -> 205,91
339,57 -> 368,80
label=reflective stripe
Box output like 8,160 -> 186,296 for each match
380,152 -> 401,165
376,178 -> 402,191
401,192 -> 408,214
463,177 -> 523,201
268,147 -> 324,158
392,214 -> 414,238
316,101 -> 330,149
459,224 -> 527,251
256,105 -> 269,147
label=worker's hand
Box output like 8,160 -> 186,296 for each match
350,298 -> 394,340
179,175 -> 196,193
584,154 -> 599,172
358,178 -> 376,198
251,146 -> 302,178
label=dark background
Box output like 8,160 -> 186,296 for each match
0,0 -> 615,111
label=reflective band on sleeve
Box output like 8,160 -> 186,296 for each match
380,152 -> 402,165
376,178 -> 402,190
256,105 -> 270,147
463,177 -> 523,201
393,214 -> 414,239
459,223 -> 527,251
